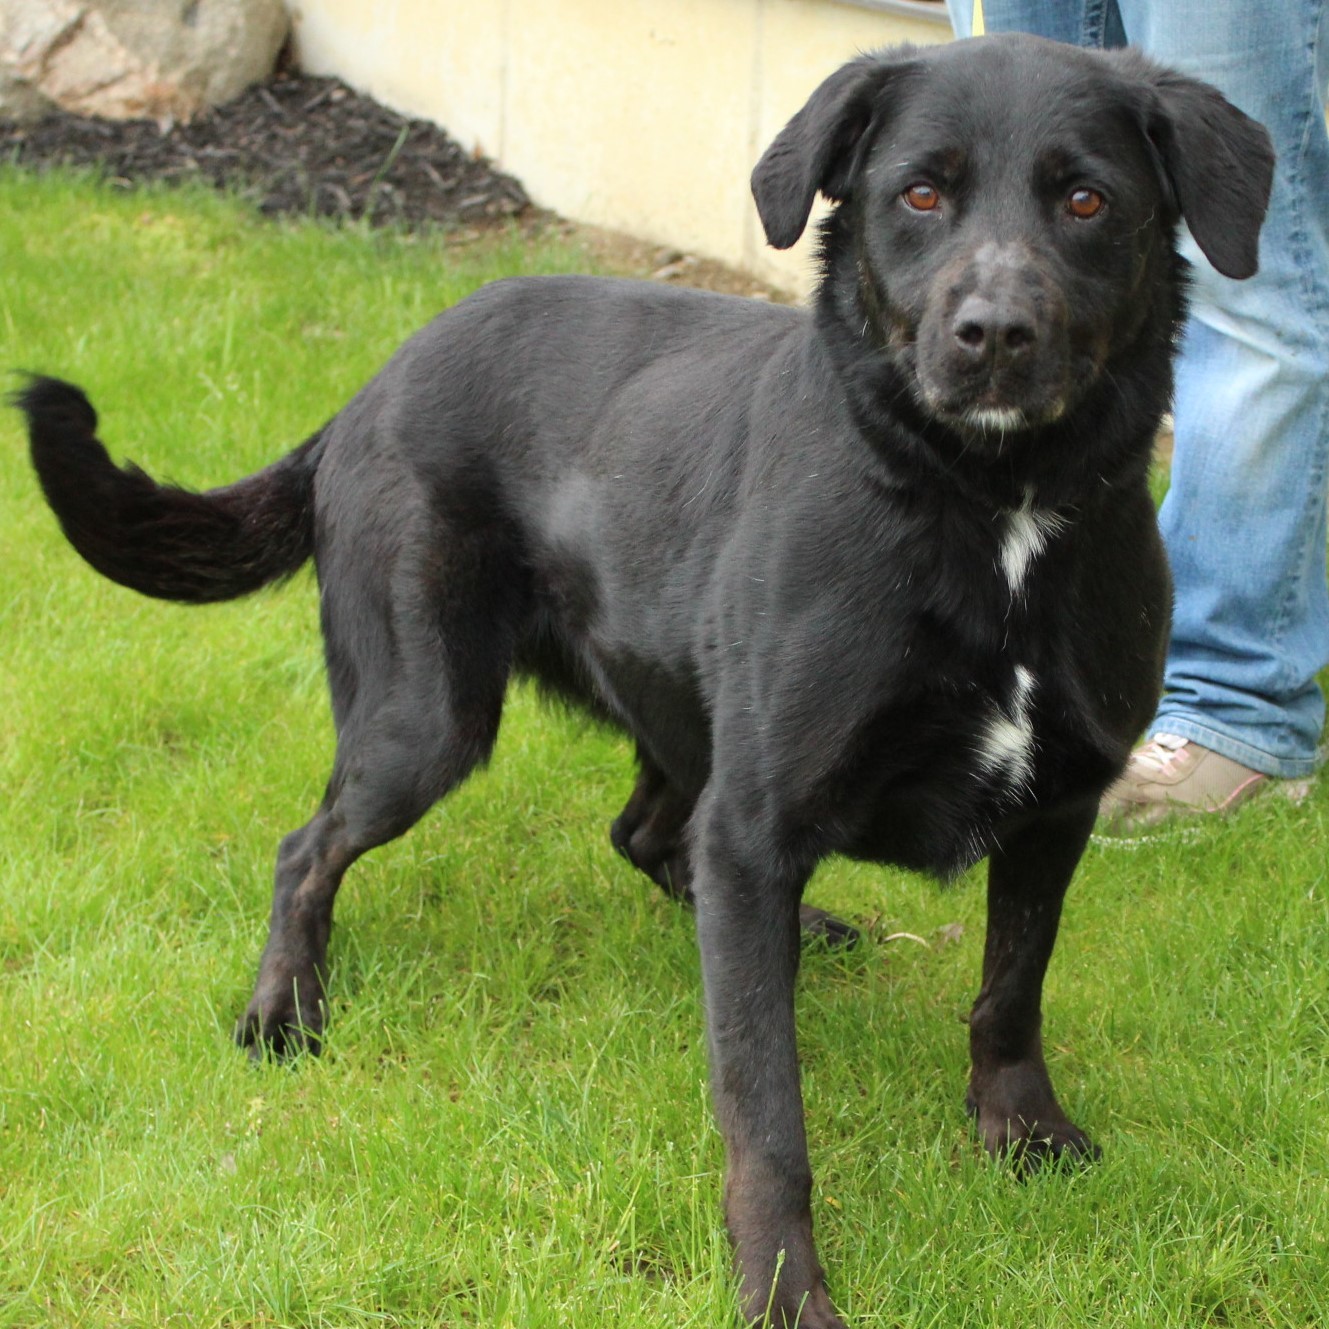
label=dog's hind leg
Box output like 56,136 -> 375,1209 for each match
237,797 -> 357,1058
611,752 -> 859,947
236,693 -> 501,1058
237,505 -> 525,1058
237,682 -> 507,1058
610,750 -> 694,900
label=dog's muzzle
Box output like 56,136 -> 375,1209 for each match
916,244 -> 1070,435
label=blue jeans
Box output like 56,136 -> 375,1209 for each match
944,0 -> 1329,777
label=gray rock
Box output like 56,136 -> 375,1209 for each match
0,0 -> 289,123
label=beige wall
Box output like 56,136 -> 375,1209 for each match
286,0 -> 951,295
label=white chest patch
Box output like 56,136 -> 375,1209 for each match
976,664 -> 1037,795
999,488 -> 1065,594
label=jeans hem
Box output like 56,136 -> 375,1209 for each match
1148,716 -> 1321,780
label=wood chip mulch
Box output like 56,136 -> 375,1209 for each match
0,69 -> 532,231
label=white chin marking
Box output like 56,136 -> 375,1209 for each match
964,406 -> 1027,433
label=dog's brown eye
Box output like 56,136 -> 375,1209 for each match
903,183 -> 941,212
1067,187 -> 1106,220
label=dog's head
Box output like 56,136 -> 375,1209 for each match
752,35 -> 1274,440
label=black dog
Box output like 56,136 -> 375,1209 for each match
17,35 -> 1271,1328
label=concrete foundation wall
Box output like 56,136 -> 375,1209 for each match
285,0 -> 951,295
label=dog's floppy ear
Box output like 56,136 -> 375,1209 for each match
1128,56 -> 1275,280
752,49 -> 915,250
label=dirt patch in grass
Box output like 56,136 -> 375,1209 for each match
1,68 -> 789,301
559,221 -> 793,301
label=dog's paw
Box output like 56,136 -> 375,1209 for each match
731,1207 -> 847,1329
965,1090 -> 1100,1177
235,981 -> 326,1061
989,1116 -> 1100,1177
742,1281 -> 848,1329
797,904 -> 860,948
964,1057 -> 1100,1177
1013,1127 -> 1100,1175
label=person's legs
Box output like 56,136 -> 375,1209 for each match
944,0 -> 1122,45
1113,0 -> 1329,783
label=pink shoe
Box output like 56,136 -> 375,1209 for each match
1097,734 -> 1311,834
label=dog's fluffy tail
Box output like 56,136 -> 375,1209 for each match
13,375 -> 324,603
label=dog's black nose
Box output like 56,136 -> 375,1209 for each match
952,294 -> 1036,365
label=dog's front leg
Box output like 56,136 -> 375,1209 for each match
966,805 -> 1101,1170
692,796 -> 845,1329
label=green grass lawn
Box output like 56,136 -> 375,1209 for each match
1,172 -> 1327,1328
